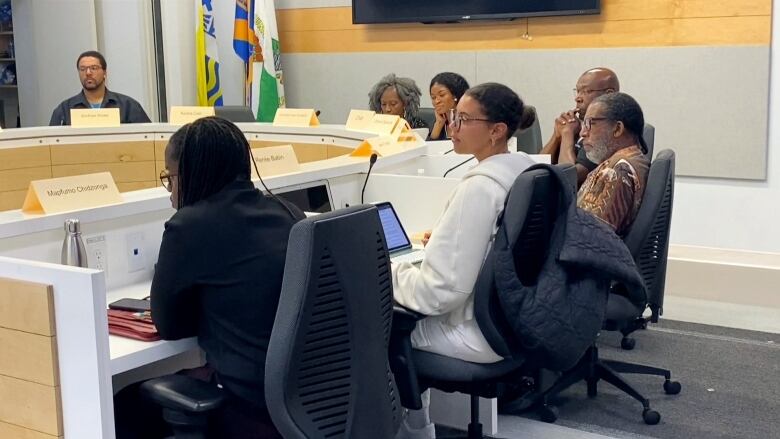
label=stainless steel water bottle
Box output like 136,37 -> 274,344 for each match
61,219 -> 88,268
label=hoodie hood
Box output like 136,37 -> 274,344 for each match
462,152 -> 536,191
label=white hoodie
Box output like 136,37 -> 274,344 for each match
392,152 -> 536,363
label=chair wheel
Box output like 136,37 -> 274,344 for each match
538,405 -> 558,423
621,337 -> 636,350
643,408 -> 661,425
663,380 -> 682,395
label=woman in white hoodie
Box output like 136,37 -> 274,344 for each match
393,83 -> 536,438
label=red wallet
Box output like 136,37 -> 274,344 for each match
108,309 -> 161,341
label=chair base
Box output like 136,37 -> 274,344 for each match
536,346 -> 680,425
466,394 -> 485,439
162,408 -> 209,439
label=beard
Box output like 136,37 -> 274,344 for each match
81,77 -> 103,91
585,142 -> 611,164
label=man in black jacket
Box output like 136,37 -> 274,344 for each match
49,50 -> 150,125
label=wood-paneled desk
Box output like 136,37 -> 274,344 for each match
0,123 -> 367,212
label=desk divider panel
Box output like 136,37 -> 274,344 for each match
0,277 -> 63,439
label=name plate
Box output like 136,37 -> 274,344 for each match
70,108 -> 121,128
22,172 -> 123,215
251,145 -> 300,176
364,114 -> 401,136
350,136 -> 406,157
345,109 -> 376,131
273,108 -> 320,127
169,106 -> 215,125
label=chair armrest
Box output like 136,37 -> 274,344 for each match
393,304 -> 425,331
140,374 -> 226,413
390,305 -> 426,410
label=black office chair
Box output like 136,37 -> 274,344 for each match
513,105 -> 543,154
214,105 -> 257,123
390,166 -> 576,439
610,148 -> 673,350
140,205 -> 400,439
265,205 -> 401,438
533,149 -> 681,425
417,107 -> 436,130
643,123 -> 656,159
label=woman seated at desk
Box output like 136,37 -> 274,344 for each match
114,117 -> 302,439
369,73 -> 430,130
392,83 -> 536,439
427,72 -> 470,141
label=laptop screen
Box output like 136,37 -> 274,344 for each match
276,181 -> 333,213
376,202 -> 412,253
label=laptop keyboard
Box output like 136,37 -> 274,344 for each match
391,249 -> 426,265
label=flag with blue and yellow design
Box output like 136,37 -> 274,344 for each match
196,0 -> 223,107
233,0 -> 285,122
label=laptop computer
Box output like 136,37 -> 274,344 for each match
376,202 -> 425,265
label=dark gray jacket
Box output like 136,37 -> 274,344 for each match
49,89 -> 151,126
494,164 -> 645,371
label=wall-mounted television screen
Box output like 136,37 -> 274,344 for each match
353,0 -> 600,25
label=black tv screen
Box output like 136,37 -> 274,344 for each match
353,0 -> 600,24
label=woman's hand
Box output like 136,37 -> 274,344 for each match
430,112 -> 448,139
421,230 -> 432,247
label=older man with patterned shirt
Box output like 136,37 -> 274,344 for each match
561,92 -> 650,236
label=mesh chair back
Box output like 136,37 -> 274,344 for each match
622,150 -> 675,321
265,205 -> 400,439
513,106 -> 543,154
474,165 -> 576,359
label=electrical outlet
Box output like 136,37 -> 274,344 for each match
85,234 -> 108,272
126,231 -> 146,273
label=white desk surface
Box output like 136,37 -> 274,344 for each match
107,281 -> 198,376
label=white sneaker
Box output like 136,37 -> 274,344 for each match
395,418 -> 436,439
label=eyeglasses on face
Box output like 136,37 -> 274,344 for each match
448,109 -> 492,131
572,87 -> 609,97
159,170 -> 177,192
78,65 -> 103,73
582,117 -> 611,131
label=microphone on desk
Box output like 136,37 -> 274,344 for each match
443,156 -> 475,178
360,153 -> 378,204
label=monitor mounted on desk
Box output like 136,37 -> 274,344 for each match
276,180 -> 333,214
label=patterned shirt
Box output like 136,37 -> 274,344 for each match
577,145 -> 650,236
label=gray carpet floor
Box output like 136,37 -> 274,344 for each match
435,320 -> 780,439
517,320 -> 780,439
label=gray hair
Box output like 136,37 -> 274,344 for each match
368,73 -> 422,122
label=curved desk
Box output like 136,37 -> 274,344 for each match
0,123 -> 431,439
0,122 -> 393,211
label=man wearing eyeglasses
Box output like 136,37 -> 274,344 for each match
577,92 -> 649,236
541,67 -> 619,186
49,50 -> 151,126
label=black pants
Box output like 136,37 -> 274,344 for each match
114,366 -> 282,439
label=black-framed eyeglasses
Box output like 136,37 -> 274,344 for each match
582,117 -> 611,131
159,170 -> 177,192
78,65 -> 103,73
573,88 -> 609,97
448,109 -> 492,131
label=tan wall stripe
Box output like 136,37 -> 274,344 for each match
276,0 -> 771,53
